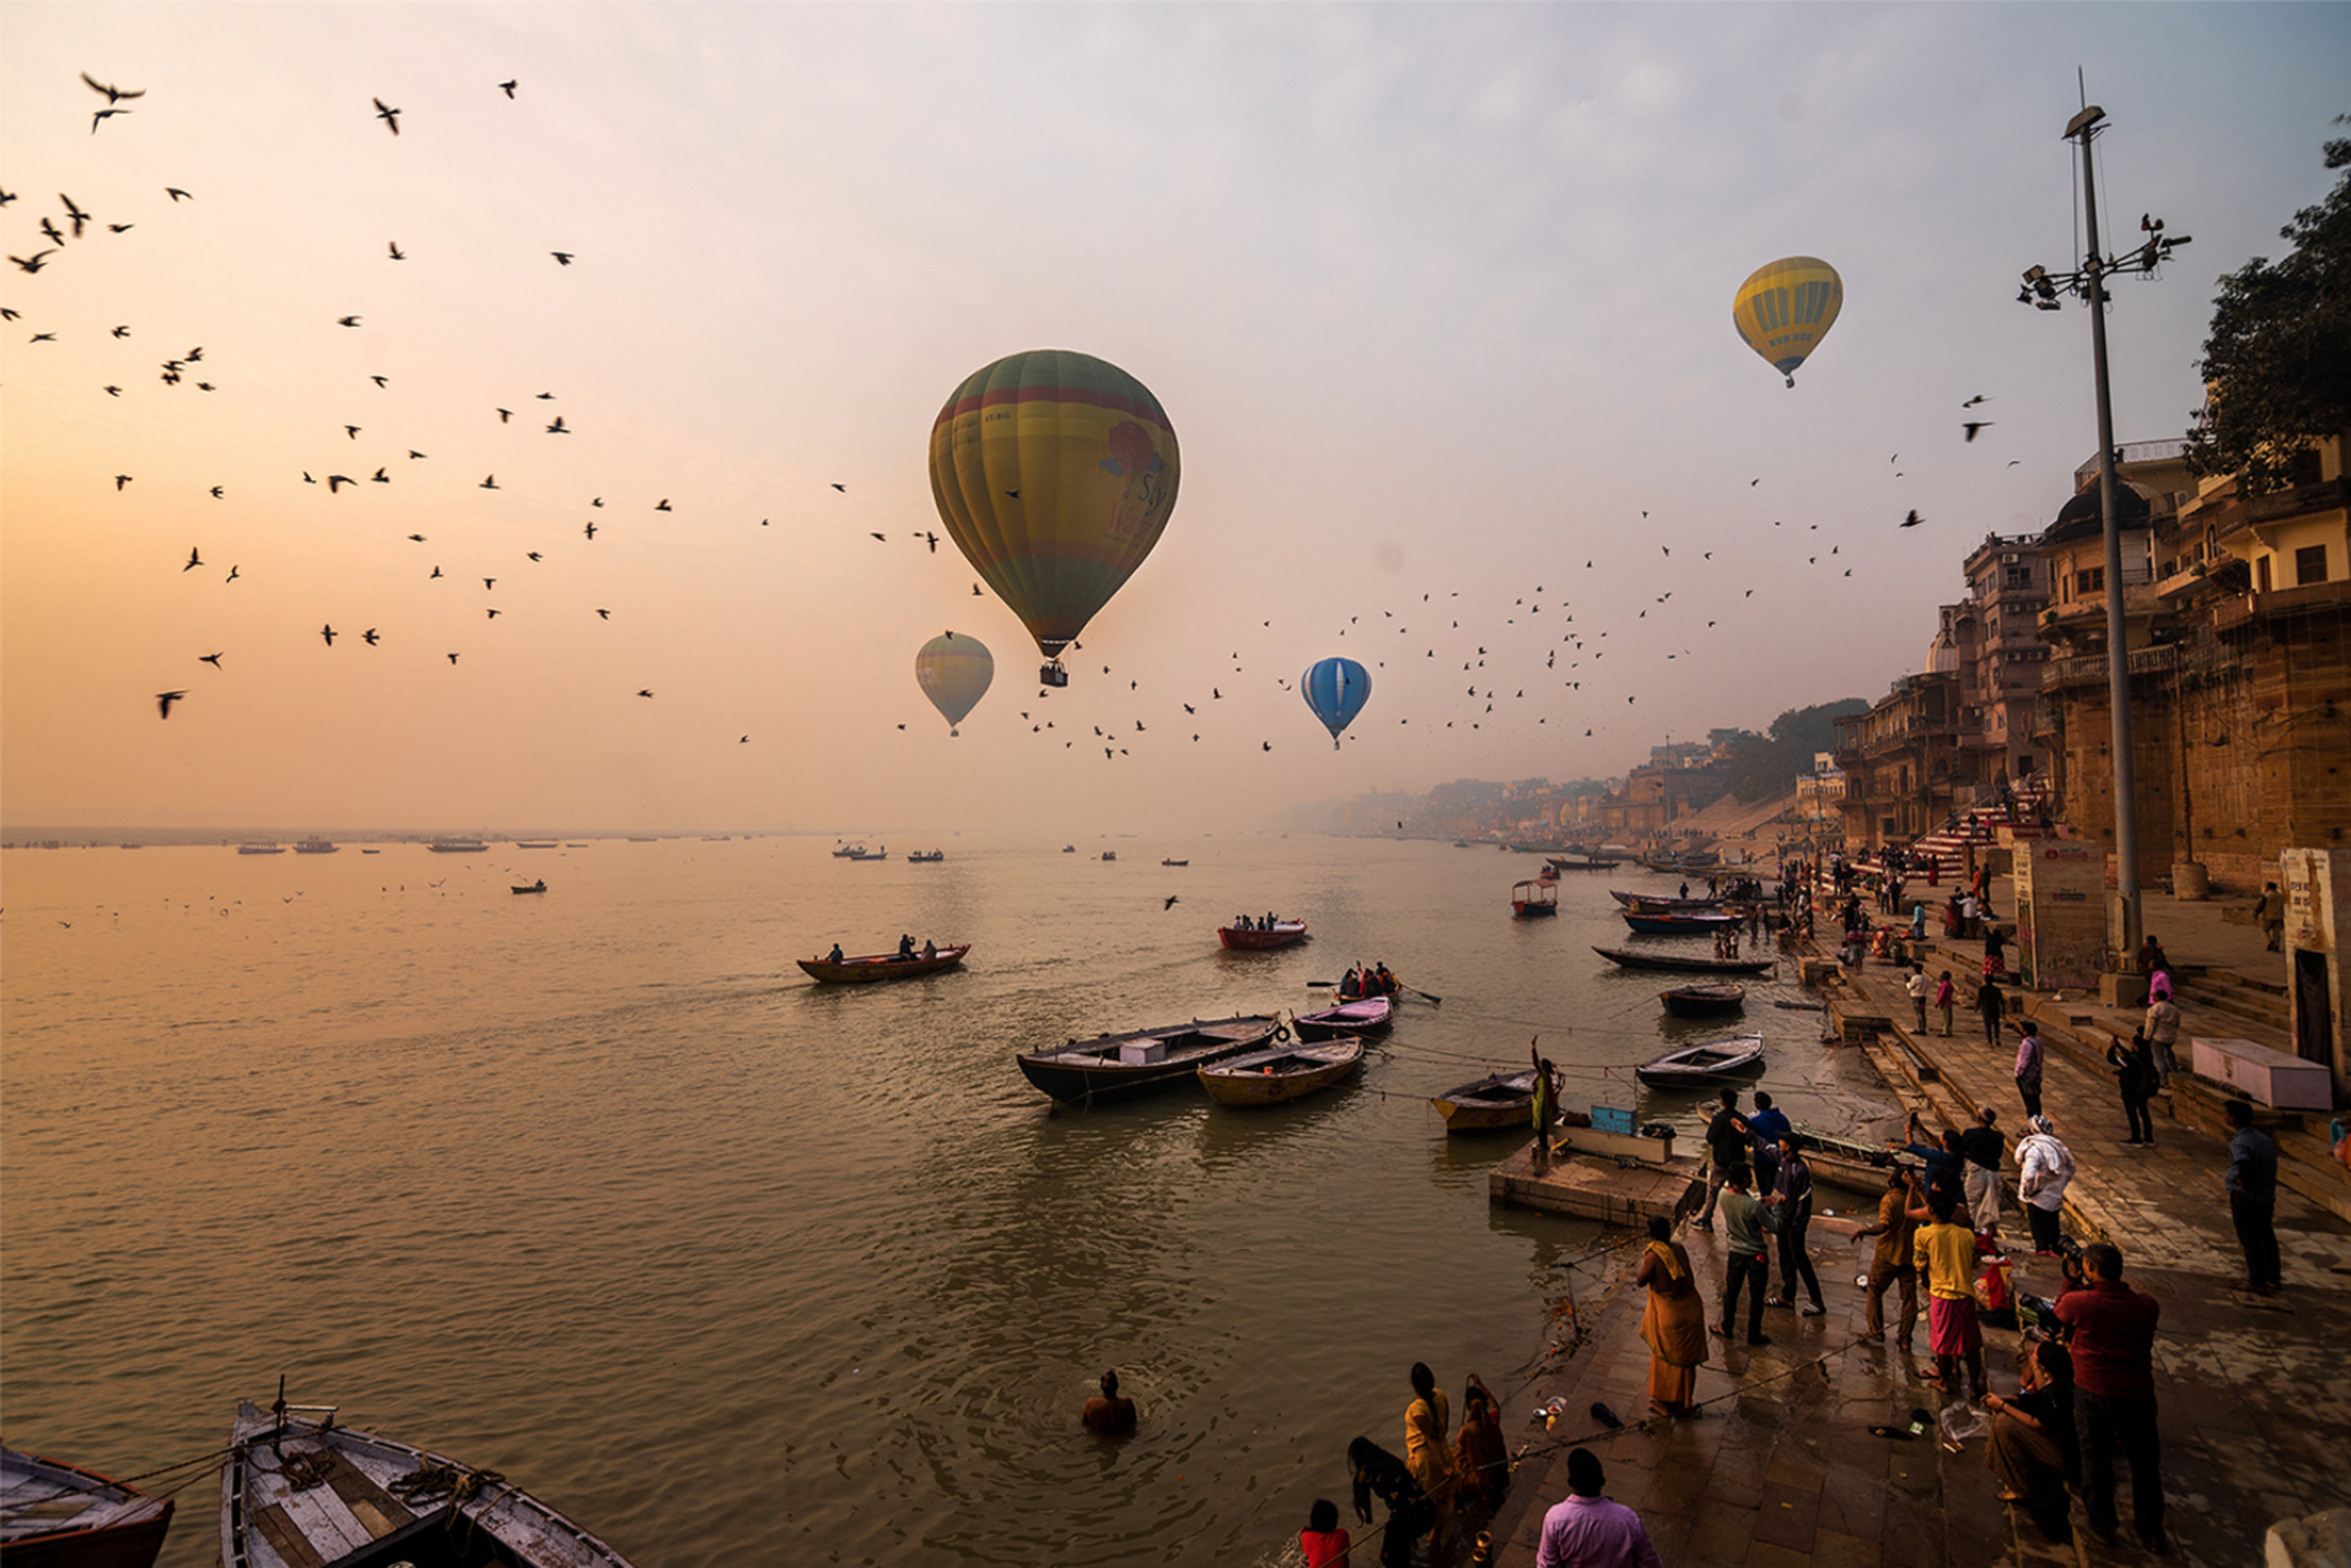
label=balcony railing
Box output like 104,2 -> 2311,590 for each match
2042,644 -> 2179,689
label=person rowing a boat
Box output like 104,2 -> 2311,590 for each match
897,933 -> 915,960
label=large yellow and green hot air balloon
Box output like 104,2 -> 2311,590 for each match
915,630 -> 993,736
928,350 -> 1178,686
1733,256 -> 1843,387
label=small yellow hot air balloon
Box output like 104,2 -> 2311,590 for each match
915,630 -> 992,736
928,350 -> 1178,686
1734,256 -> 1843,387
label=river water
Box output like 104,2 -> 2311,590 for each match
1,835 -> 1896,1565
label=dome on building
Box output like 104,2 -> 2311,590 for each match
2042,482 -> 2152,546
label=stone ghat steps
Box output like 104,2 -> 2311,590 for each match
2172,971 -> 2292,1044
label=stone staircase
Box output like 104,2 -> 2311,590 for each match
2171,967 -> 2292,1050
1851,780 -> 2058,882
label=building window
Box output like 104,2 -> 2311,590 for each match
2004,566 -> 2033,590
2076,566 -> 2104,595
2258,555 -> 2273,593
2295,543 -> 2328,586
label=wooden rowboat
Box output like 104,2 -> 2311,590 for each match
1619,910 -> 1743,936
510,880 -> 547,894
798,944 -> 970,983
1432,1070 -> 1538,1133
1592,946 -> 1774,976
1659,982 -> 1747,1017
220,1398 -> 635,1568
1218,919 -> 1309,951
1017,1015 -> 1280,1104
1635,1033 -> 1765,1088
2,1448 -> 174,1568
1293,994 -> 1394,1040
1197,1038 -> 1364,1106
1608,889 -> 1725,910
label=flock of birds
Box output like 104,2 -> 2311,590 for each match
6,65 -> 2028,778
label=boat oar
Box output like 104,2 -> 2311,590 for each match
1306,980 -> 1338,988
1403,984 -> 1442,1005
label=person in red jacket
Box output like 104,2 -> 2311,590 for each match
2052,1245 -> 2166,1551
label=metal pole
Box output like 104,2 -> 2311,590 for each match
2072,114 -> 2144,969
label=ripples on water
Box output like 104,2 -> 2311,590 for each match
1,838 -> 1896,1564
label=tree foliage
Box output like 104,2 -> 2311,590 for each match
1720,697 -> 1868,804
2185,118 -> 2351,496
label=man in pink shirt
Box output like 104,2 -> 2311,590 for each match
1535,1449 -> 1664,1568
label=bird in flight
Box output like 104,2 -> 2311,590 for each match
156,690 -> 186,719
225,565 -> 239,582
362,628 -> 380,645
320,625 -> 336,645
10,249 -> 57,273
387,240 -> 405,261
372,96 -> 401,135
199,652 -> 224,668
91,107 -> 133,133
483,578 -> 496,590
870,532 -> 887,541
480,474 -> 499,489
166,186 -> 191,202
447,653 -> 459,664
1962,421 -> 1994,443
1962,394 -> 1990,408
82,71 -> 144,104
183,546 -> 202,571
655,499 -> 671,511
584,522 -> 598,540
595,608 -> 610,619
60,194 -> 91,238
499,79 -> 519,98
345,424 -> 361,439
636,689 -> 653,698
546,416 -> 568,434
327,474 -> 354,492
551,251 -> 572,265
338,315 -> 361,327
1900,509 -> 1924,528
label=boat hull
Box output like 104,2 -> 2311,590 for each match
1432,1070 -> 1537,1133
799,945 -> 970,983
1619,911 -> 1743,936
1636,1033 -> 1766,1088
1197,1039 -> 1363,1105
1217,921 -> 1308,951
1293,995 -> 1393,1040
1017,1017 -> 1280,1104
1592,946 -> 1774,976
1659,984 -> 1747,1017
1,1450 -> 174,1568
220,1400 -> 634,1568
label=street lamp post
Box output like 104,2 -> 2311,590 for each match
2016,103 -> 2190,977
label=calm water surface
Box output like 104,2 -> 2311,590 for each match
2,836 -> 1895,1564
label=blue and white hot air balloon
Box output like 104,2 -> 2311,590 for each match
1302,657 -> 1371,749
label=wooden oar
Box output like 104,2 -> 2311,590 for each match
1306,980 -> 1338,988
1404,985 -> 1443,1005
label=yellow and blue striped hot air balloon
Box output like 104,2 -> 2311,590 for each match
915,630 -> 993,736
1733,256 -> 1843,387
928,350 -> 1179,685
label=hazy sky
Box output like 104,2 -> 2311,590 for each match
4,3 -> 2344,836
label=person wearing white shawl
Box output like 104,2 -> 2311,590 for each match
2015,1115 -> 2076,1256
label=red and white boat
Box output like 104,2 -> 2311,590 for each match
1293,994 -> 1394,1040
1,1447 -> 174,1568
1217,918 -> 1308,951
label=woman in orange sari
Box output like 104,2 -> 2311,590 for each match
1452,1373 -> 1509,1512
1403,1361 -> 1456,1535
1635,1216 -> 1709,1417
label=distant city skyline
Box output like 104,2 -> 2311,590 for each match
5,3 -> 2346,835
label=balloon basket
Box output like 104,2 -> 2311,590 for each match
1039,662 -> 1068,688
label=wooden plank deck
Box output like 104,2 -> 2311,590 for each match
1489,1142 -> 1701,1227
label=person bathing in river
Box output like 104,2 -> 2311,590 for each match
1347,1437 -> 1433,1568
1081,1370 -> 1136,1434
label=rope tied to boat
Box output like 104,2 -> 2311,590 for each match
279,1450 -> 340,1492
390,1457 -> 506,1505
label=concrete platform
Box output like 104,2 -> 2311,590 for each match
1490,1142 -> 1701,1227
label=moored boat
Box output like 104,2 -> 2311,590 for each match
1293,994 -> 1394,1040
1659,982 -> 1747,1017
294,840 -> 339,855
516,840 -> 559,849
1016,1015 -> 1280,1104
1432,1070 -> 1538,1133
1635,1032 -> 1765,1088
1,1447 -> 174,1568
798,943 -> 970,983
1218,918 -> 1309,951
1511,879 -> 1558,918
1607,889 -> 1725,910
846,845 -> 888,861
1592,946 -> 1774,976
1619,910 -> 1743,936
220,1396 -> 636,1568
1197,1038 -> 1364,1106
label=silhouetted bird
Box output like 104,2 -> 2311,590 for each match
585,522 -> 598,539
551,251 -> 572,265
156,690 -> 185,719
320,625 -> 336,645
337,315 -> 361,327
1164,896 -> 1179,910
372,97 -> 401,135
82,72 -> 145,104
1962,394 -> 1989,408
183,546 -> 201,571
1900,510 -> 1924,528
1962,421 -> 1993,443
637,689 -> 653,698
199,653 -> 222,668
830,483 -> 846,492
447,653 -> 459,664
595,608 -> 610,619
388,241 -> 404,261
166,187 -> 191,202
655,499 -> 670,511
546,416 -> 568,434
481,475 -> 498,489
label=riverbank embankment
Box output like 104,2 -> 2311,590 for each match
1481,871 -> 2351,1566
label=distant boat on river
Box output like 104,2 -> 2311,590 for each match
907,849 -> 946,863
1218,918 -> 1307,951
1016,1015 -> 1280,1104
294,840 -> 338,855
1512,880 -> 1558,918
236,843 -> 283,855
1592,946 -> 1774,976
799,944 -> 969,983
511,880 -> 547,894
427,839 -> 487,853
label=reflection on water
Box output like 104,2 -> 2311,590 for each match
0,837 -> 1892,1563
